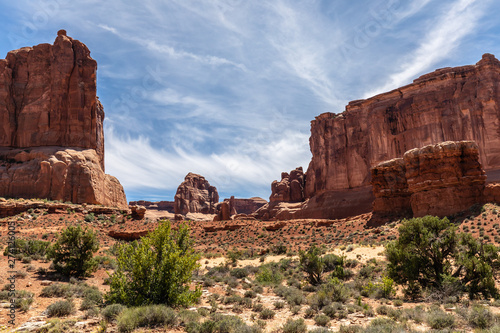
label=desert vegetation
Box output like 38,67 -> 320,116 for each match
3,200 -> 500,332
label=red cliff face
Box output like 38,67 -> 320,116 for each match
306,54 -> 500,197
0,30 -> 104,165
301,54 -> 500,218
0,31 -> 126,208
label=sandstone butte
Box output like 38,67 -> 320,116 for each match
258,54 -> 500,220
174,172 -> 219,215
0,31 -> 127,208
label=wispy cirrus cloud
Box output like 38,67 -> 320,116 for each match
365,0 -> 489,97
1,0 -> 499,202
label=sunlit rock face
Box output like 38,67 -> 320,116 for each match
0,31 -> 127,208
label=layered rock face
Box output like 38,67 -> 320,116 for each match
0,31 -> 127,208
302,54 -> 500,218
174,173 -> 219,215
0,30 -> 104,164
0,147 -> 126,207
372,141 -> 486,217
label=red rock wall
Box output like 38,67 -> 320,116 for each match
306,54 -> 500,201
0,30 -> 104,166
371,141 -> 486,217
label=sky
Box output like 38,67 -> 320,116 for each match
1,0 -> 499,202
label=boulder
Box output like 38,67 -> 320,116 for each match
130,205 -> 146,220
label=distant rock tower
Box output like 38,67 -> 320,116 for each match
174,173 -> 219,215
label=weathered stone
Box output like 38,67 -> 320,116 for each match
0,147 -> 127,208
130,205 -> 146,220
128,200 -> 175,212
174,173 -> 219,215
108,229 -> 150,241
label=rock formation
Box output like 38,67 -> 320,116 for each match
231,197 -> 267,215
128,200 -> 175,213
0,31 -> 127,208
372,141 -> 486,217
253,167 -> 307,220
265,54 -> 500,220
213,196 -> 266,221
213,196 -> 236,221
174,173 -> 219,215
270,167 -> 306,203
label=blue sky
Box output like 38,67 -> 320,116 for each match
1,0 -> 499,202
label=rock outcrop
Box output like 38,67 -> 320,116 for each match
213,196 -> 266,221
372,141 -> 487,217
273,53 -> 500,220
174,173 -> 219,215
270,167 -> 306,203
0,31 -> 127,208
128,200 -> 175,213
0,147 -> 126,207
231,197 -> 267,215
213,196 -> 236,221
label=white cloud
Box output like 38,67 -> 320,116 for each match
104,126 -> 310,199
365,0 -> 488,97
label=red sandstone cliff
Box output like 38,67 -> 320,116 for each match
295,54 -> 500,219
307,54 -> 500,196
0,31 -> 126,208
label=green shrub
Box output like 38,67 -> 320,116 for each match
102,303 -> 126,322
386,216 -> 499,299
468,305 -> 494,329
185,313 -> 260,333
259,308 -> 275,319
314,314 -> 330,326
3,238 -> 50,257
47,300 -> 75,317
255,264 -> 283,285
106,221 -> 201,307
117,305 -> 178,332
47,225 -> 99,277
323,254 -> 344,273
282,318 -> 307,333
230,268 -> 249,279
299,246 -> 324,285
426,307 -> 455,330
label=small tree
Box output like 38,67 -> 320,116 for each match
106,220 -> 201,307
299,246 -> 324,285
47,225 -> 99,277
386,216 -> 499,299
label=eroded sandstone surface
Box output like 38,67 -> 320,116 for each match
372,141 -> 487,217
